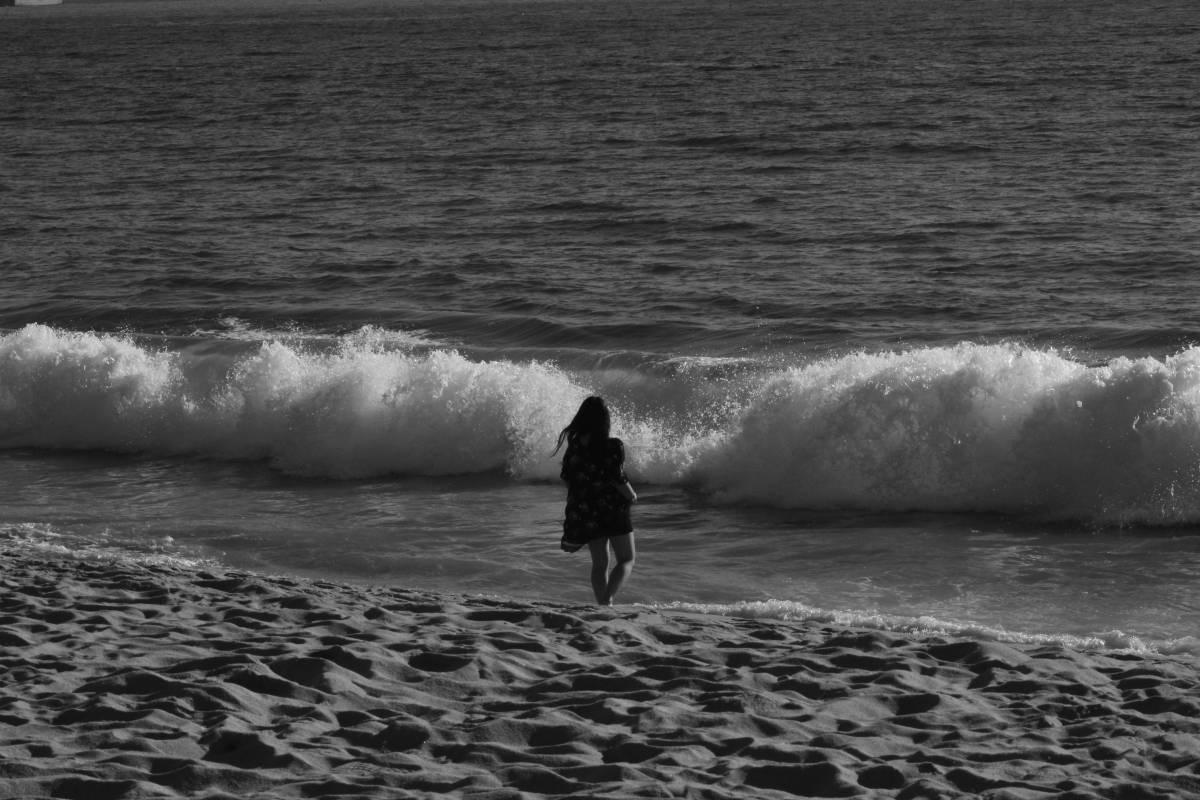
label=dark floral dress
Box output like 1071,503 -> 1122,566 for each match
560,437 -> 633,552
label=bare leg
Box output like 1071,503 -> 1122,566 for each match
587,538 -> 610,604
602,533 -> 635,605
587,534 -> 637,606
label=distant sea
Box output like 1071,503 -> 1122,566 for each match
4,0 -> 1200,653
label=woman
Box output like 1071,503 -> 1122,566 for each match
554,396 -> 637,606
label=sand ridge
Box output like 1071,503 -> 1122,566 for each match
1,554 -> 1198,799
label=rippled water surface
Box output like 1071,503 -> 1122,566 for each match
4,0 -> 1200,650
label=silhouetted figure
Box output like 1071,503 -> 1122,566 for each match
554,396 -> 637,605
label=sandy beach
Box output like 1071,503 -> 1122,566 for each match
1,553 -> 1198,800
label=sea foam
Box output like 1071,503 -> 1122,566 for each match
656,599 -> 1200,656
692,343 -> 1200,524
4,325 -> 1200,524
0,324 -> 581,479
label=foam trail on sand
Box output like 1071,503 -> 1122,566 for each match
0,522 -> 218,572
657,599 -> 1200,657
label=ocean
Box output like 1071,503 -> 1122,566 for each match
4,0 -> 1200,654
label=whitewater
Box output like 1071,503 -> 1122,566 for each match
6,324 -> 1200,526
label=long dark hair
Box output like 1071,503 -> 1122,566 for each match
553,396 -> 611,456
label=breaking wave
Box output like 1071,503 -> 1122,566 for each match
5,324 -> 1200,525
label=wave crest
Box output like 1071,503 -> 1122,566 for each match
691,343 -> 1200,524
0,324 -> 581,478
5,327 -> 1200,524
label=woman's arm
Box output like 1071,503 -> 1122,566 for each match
609,439 -> 636,502
614,480 -> 637,503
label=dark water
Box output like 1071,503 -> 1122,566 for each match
7,0 -> 1200,354
3,0 -> 1200,651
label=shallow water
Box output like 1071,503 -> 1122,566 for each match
4,446 -> 1198,653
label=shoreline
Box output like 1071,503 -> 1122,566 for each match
2,553 -> 1198,799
